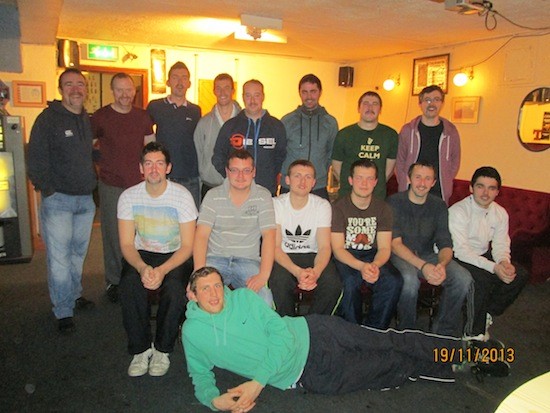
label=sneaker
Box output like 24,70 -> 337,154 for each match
471,360 -> 510,383
75,296 -> 95,310
149,348 -> 170,377
58,317 -> 75,334
106,284 -> 119,303
128,348 -> 153,377
484,313 -> 493,340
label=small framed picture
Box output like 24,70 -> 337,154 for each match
12,80 -> 47,107
451,96 -> 481,124
412,54 -> 449,95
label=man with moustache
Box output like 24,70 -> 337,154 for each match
280,74 -> 338,200
147,61 -> 201,208
331,160 -> 402,327
193,73 -> 241,199
212,79 -> 286,196
332,91 -> 398,200
27,68 -> 97,333
91,72 -> 155,302
118,142 -> 197,377
388,162 -> 472,336
396,85 -> 460,205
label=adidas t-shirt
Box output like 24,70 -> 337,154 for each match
273,193 -> 331,254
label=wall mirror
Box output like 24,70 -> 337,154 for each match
517,87 -> 550,152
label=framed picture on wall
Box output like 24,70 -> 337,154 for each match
451,96 -> 481,124
12,80 -> 47,107
412,54 -> 449,95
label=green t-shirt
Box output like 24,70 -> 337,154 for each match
332,123 -> 398,199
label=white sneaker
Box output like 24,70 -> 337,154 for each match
149,348 -> 170,376
128,348 -> 152,377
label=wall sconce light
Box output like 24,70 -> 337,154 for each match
383,75 -> 400,91
453,68 -> 474,87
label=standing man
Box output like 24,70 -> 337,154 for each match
118,142 -> 196,377
280,74 -> 338,199
332,91 -> 398,200
396,85 -> 460,205
331,160 -> 402,327
269,160 -> 342,317
388,162 -> 472,336
147,61 -> 201,208
212,79 -> 286,196
27,68 -> 97,333
449,166 -> 528,341
91,72 -> 155,303
194,149 -> 276,305
193,73 -> 241,199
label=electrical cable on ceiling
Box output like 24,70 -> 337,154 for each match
472,1 -> 550,31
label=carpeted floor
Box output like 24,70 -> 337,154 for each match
1,226 -> 549,413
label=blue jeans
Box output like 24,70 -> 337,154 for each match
334,249 -> 402,328
206,256 -> 274,307
169,176 -> 200,210
391,253 -> 473,336
40,192 -> 95,319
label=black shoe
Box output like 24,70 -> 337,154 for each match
471,360 -> 510,383
75,296 -> 95,310
106,284 -> 119,303
58,317 -> 75,334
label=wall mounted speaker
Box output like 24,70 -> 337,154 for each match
57,39 -> 80,68
339,66 -> 354,87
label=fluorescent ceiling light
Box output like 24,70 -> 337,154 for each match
234,26 -> 287,43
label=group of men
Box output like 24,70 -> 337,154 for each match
27,64 -> 528,411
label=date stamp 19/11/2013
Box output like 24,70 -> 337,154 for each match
433,347 -> 515,364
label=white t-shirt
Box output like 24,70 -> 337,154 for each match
273,193 -> 331,254
118,181 -> 198,253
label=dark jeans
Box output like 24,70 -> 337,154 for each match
456,258 -> 528,336
299,314 -> 459,394
334,249 -> 402,328
119,250 -> 190,355
269,253 -> 342,316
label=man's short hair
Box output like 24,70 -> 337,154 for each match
350,159 -> 378,179
287,159 -> 316,178
471,166 -> 502,189
189,266 -> 224,293
214,73 -> 234,89
168,61 -> 190,78
357,91 -> 382,109
418,85 -> 445,104
110,72 -> 133,89
299,74 -> 322,92
226,149 -> 254,168
141,141 -> 171,164
243,79 -> 264,93
407,161 -> 437,179
58,68 -> 85,89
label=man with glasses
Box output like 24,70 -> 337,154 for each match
194,149 -> 276,306
396,85 -> 461,205
332,91 -> 398,200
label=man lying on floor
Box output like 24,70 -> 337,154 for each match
183,266 -> 462,412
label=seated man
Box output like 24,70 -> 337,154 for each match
269,160 -> 342,316
449,166 -> 528,341
331,160 -> 402,327
193,149 -> 276,306
118,142 -> 197,377
183,266 -> 464,412
388,161 -> 472,337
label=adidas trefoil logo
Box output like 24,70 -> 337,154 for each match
285,225 -> 311,243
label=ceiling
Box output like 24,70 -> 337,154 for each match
15,0 -> 550,63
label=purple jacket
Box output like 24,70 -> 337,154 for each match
396,115 -> 461,205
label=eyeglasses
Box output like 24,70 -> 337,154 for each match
421,97 -> 443,104
228,167 -> 254,175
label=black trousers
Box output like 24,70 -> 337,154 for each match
119,251 -> 189,355
269,254 -> 342,317
299,314 -> 460,395
456,258 -> 528,336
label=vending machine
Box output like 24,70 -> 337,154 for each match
0,115 -> 32,263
